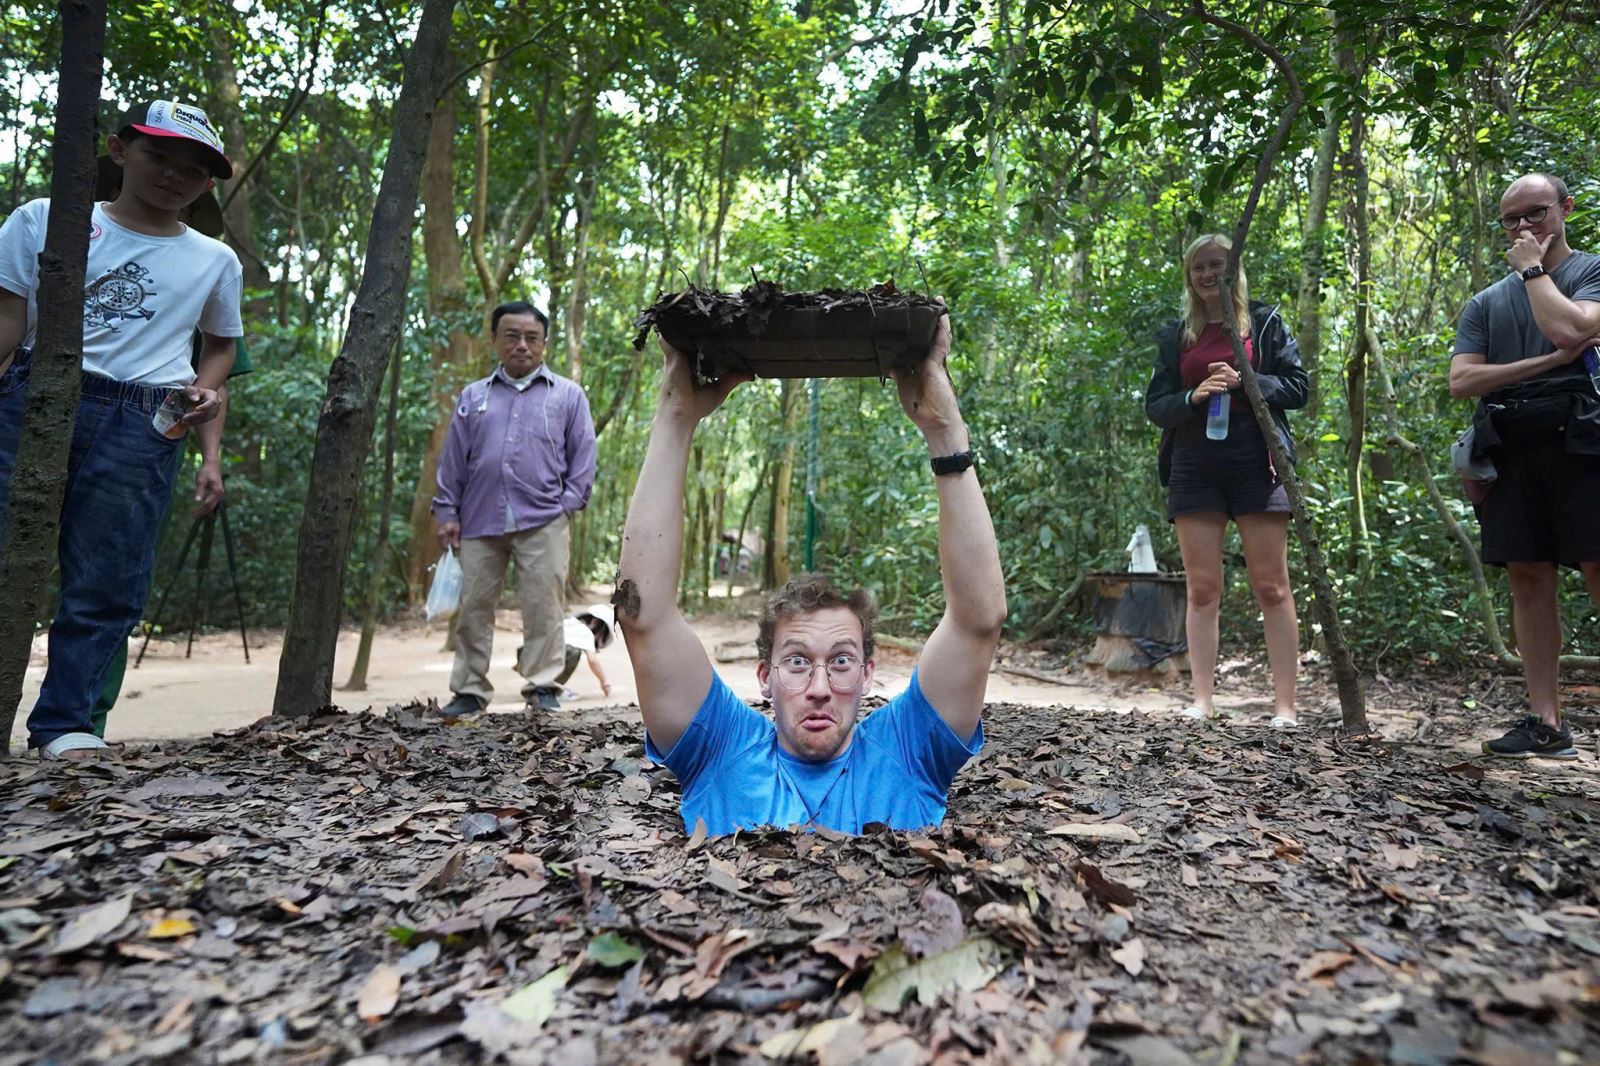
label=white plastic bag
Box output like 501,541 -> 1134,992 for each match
1126,524 -> 1158,573
425,547 -> 463,622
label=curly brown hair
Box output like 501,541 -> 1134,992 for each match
756,573 -> 877,663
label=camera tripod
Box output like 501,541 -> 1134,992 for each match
135,498 -> 251,667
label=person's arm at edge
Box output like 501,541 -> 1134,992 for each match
1252,320 -> 1309,410
895,314 -> 1007,743
432,396 -> 470,549
1448,348 -> 1586,398
1144,329 -> 1196,428
1509,233 -> 1600,348
192,382 -> 227,515
562,384 -> 597,515
0,289 -> 25,375
585,650 -> 612,697
615,338 -> 748,754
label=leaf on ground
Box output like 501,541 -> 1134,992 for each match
973,901 -> 1043,950
124,775 -> 233,801
1491,969 -> 1596,1010
586,932 -> 644,968
684,928 -> 760,1000
1048,821 -> 1141,843
457,812 -> 502,841
685,817 -> 708,851
1296,950 -> 1356,981
50,895 -> 133,955
758,1013 -> 869,1061
862,936 -> 1002,1013
1076,862 -> 1137,908
501,964 -> 569,1025
898,886 -> 965,959
351,809 -> 417,839
813,937 -> 880,971
1092,1033 -> 1196,1066
1111,937 -> 1147,977
146,917 -> 197,939
395,939 -> 441,976
1382,845 -> 1421,870
410,847 -> 464,896
356,963 -> 401,1023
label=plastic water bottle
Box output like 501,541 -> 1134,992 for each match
1583,347 -> 1600,396
1205,391 -> 1230,440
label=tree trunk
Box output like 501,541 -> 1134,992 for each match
0,0 -> 107,753
272,0 -> 455,718
404,57 -> 477,601
565,164 -> 596,383
341,318 -> 405,691
1296,110 -> 1338,438
1193,0 -> 1367,732
1341,31 -> 1371,564
206,19 -> 272,314
764,381 -> 802,588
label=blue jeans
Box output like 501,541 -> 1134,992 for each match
0,351 -> 183,748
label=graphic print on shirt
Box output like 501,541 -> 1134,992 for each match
84,260 -> 158,332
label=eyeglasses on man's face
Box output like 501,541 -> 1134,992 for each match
1497,203 -> 1556,231
498,330 -> 546,347
772,653 -> 864,693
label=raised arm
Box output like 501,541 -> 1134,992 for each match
1508,234 -> 1600,349
615,339 -> 748,752
894,315 -> 1007,742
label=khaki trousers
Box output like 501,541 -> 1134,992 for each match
451,515 -> 569,702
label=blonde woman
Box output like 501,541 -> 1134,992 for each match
1144,235 -> 1309,726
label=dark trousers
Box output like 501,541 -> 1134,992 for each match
0,353 -> 183,748
553,645 -> 582,687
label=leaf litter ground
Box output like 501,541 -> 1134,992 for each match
2,684 -> 1598,1065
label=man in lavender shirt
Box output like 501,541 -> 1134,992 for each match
433,301 -> 597,714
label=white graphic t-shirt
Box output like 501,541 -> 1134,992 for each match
0,198 -> 243,387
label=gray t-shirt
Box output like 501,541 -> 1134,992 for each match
1453,250 -> 1600,378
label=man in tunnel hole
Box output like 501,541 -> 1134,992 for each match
613,312 -> 1008,836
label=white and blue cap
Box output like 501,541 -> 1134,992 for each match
117,100 -> 232,179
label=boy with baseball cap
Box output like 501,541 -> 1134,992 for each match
0,100 -> 243,758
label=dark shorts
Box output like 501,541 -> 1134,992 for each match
1167,431 -> 1290,521
1476,436 -> 1600,567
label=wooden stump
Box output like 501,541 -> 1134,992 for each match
1083,572 -> 1189,684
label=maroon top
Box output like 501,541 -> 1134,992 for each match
1179,321 -> 1255,389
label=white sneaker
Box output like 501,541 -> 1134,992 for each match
1179,706 -> 1209,720
1269,715 -> 1298,730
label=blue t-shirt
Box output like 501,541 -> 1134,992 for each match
645,669 -> 983,836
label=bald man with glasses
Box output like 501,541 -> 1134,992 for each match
1449,173 -> 1600,759
433,300 -> 596,715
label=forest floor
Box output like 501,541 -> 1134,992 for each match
2,598 -> 1599,1064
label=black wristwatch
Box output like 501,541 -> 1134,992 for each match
1521,264 -> 1547,282
930,450 -> 976,476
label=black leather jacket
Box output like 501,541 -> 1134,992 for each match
1144,302 -> 1309,485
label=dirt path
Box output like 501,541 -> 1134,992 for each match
10,601 -> 1596,777
8,613 -> 1181,749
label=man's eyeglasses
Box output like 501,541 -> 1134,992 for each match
498,331 -> 546,347
772,653 -> 864,693
1498,204 -> 1556,231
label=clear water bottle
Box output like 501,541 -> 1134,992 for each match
1205,391 -> 1230,440
1584,347 -> 1600,396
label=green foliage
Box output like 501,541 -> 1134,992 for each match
7,0 -> 1600,674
